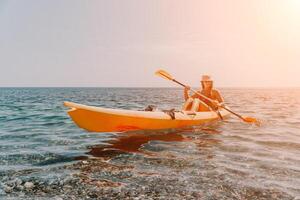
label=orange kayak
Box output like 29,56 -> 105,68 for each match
64,101 -> 230,132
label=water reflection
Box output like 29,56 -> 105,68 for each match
87,128 -> 221,159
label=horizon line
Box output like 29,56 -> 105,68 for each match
1,86 -> 300,89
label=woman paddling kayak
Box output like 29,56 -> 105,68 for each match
182,75 -> 225,112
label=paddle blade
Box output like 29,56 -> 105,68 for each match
243,116 -> 261,125
155,69 -> 174,80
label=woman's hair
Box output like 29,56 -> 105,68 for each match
201,81 -> 213,90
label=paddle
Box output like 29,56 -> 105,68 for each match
155,70 -> 225,120
155,69 -> 259,124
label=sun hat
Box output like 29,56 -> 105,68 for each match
201,75 -> 213,82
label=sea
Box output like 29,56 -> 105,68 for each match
0,87 -> 299,199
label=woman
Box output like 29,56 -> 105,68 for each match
182,75 -> 224,112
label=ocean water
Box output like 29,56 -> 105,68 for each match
0,87 -> 299,199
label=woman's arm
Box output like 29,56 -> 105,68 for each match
184,86 -> 191,101
214,90 -> 225,105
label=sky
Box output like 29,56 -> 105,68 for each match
0,0 -> 300,87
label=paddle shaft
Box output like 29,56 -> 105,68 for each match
219,106 -> 244,120
189,88 -> 224,120
190,87 -> 247,121
159,69 -> 223,106
173,79 -> 186,88
170,78 -> 217,104
157,70 -> 256,123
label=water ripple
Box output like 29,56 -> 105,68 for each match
0,88 -> 299,199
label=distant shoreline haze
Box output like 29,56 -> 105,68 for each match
0,87 -> 300,89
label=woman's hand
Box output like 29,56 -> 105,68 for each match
184,86 -> 191,91
211,100 -> 221,110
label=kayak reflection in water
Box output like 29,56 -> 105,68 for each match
182,75 -> 225,112
88,130 -> 220,159
88,132 -> 187,158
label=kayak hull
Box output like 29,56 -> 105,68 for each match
64,101 -> 230,132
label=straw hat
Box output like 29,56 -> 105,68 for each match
201,75 -> 213,82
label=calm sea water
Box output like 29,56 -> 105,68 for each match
0,88 -> 299,199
